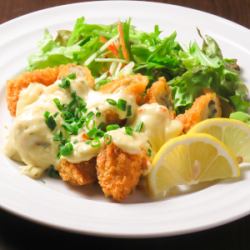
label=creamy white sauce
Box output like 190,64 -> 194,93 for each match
86,90 -> 137,122
16,83 -> 45,115
6,67 -> 182,178
5,68 -> 91,178
132,103 -> 182,153
5,83 -> 67,177
64,134 -> 101,163
107,128 -> 150,155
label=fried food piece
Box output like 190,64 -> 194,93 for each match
57,158 -> 97,186
7,64 -> 94,116
146,77 -> 175,117
96,143 -> 148,202
102,109 -> 126,126
57,64 -> 95,89
176,92 -> 222,133
99,74 -> 148,105
7,67 -> 59,116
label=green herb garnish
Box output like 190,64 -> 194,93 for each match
60,142 -> 73,156
53,131 -> 64,142
125,126 -> 133,136
59,77 -> 71,89
126,105 -> 132,117
96,111 -> 101,117
106,98 -> 117,106
134,121 -> 144,132
47,165 -> 60,178
62,123 -> 79,135
104,134 -> 112,145
44,111 -> 57,131
90,138 -> 101,148
106,124 -> 120,131
87,127 -> 104,139
53,98 -> 64,110
117,99 -> 127,111
68,73 -> 76,80
147,148 -> 152,157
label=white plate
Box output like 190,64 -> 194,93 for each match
0,1 -> 250,238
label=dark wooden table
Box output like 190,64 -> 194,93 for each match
0,1 -> 249,249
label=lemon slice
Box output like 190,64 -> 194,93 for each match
189,118 -> 250,163
148,133 -> 239,198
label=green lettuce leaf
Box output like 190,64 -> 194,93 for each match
230,111 -> 250,124
133,31 -> 185,80
27,18 -> 249,116
170,34 -> 249,113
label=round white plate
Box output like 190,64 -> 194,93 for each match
0,1 -> 250,238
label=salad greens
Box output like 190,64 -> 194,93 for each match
29,17 -> 249,115
230,111 -> 250,125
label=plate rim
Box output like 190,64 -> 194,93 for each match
0,0 -> 250,238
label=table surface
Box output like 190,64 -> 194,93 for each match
0,0 -> 250,249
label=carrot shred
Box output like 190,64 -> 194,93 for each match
108,43 -> 119,57
100,36 -> 107,43
100,36 -> 119,57
118,21 -> 130,61
82,133 -> 89,141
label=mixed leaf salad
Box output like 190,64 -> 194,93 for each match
28,17 -> 249,117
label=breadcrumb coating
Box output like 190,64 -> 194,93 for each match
102,109 -> 126,126
176,92 -> 222,132
7,67 -> 59,116
57,158 -> 97,186
57,64 -> 95,88
96,143 -> 148,202
99,74 -> 148,105
146,77 -> 175,117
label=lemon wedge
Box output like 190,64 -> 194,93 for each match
148,133 -> 239,198
189,118 -> 250,163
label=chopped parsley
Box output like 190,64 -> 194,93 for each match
44,111 -> 57,131
106,98 -> 132,116
59,73 -> 77,89
67,73 -> 76,80
87,127 -> 104,139
62,123 -> 79,135
106,98 -> 117,106
147,148 -> 152,157
53,131 -> 65,142
47,165 -> 60,178
53,98 -> 64,111
104,134 -> 112,145
96,111 -> 101,117
126,105 -> 132,117
46,74 -> 139,156
134,121 -> 144,132
60,142 -> 73,156
97,122 -> 106,130
117,99 -> 127,111
59,77 -> 71,89
90,138 -> 101,148
106,124 -> 120,131
125,126 -> 133,136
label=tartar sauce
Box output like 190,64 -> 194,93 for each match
5,67 -> 182,178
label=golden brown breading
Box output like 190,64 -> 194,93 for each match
145,77 -> 175,117
57,158 -> 97,186
7,67 -> 59,116
176,92 -> 222,133
99,74 -> 148,105
96,143 -> 148,202
7,64 -> 94,116
57,64 -> 95,89
102,109 -> 126,126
